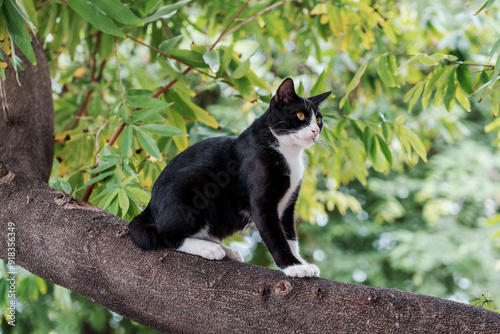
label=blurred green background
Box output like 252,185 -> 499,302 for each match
1,0 -> 499,332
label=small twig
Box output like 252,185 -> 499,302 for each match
209,1 -> 251,51
95,120 -> 109,158
224,0 -> 294,37
35,0 -> 51,11
114,36 -> 126,103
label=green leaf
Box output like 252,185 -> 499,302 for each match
336,118 -> 348,136
2,0 -> 36,64
455,87 -> 471,112
382,122 -> 390,140
370,135 -> 378,163
165,108 -> 189,152
130,108 -> 165,123
135,128 -> 162,161
125,187 -> 151,205
457,65 -> 474,95
351,120 -> 364,140
143,0 -> 191,23
377,55 -> 395,87
127,94 -> 171,110
488,38 -> 500,58
140,123 -> 188,137
408,81 -> 424,112
444,67 -> 457,112
422,67 -> 446,109
67,0 -> 125,37
87,162 -> 116,175
121,124 -> 133,161
203,50 -> 220,73
81,171 -> 115,188
166,49 -> 208,68
417,54 -> 439,66
231,59 -> 250,79
491,89 -> 499,117
158,35 -> 182,53
118,188 -> 130,215
120,174 -> 139,187
233,76 -> 257,102
219,43 -> 234,73
311,69 -> 327,95
376,134 -> 393,166
344,57 -> 372,98
403,126 -> 427,162
88,0 -> 143,26
99,188 -> 120,210
363,126 -> 372,154
489,54 -> 500,91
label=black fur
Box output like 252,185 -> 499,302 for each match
129,78 -> 331,269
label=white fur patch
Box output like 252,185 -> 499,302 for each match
177,238 -> 225,260
282,263 -> 320,277
271,117 -> 319,218
287,239 -> 306,264
191,226 -> 214,241
221,244 -> 244,262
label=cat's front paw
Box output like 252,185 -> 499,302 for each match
282,263 -> 320,278
221,245 -> 244,262
199,243 -> 226,260
178,238 -> 226,260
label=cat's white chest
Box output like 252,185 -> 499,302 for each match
276,145 -> 305,218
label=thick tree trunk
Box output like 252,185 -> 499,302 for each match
0,33 -> 54,182
0,163 -> 499,333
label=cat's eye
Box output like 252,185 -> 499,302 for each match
297,112 -> 305,121
316,116 -> 322,124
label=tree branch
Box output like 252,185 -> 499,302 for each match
1,164 -> 499,333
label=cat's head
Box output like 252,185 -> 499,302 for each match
268,78 -> 331,149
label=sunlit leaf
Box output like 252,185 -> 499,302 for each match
377,134 -> 393,166
67,0 -> 125,37
202,50 -> 220,73
231,59 -> 250,79
159,35 -> 183,53
143,0 -> 191,23
377,55 -> 395,87
88,0 -> 143,26
166,49 -> 208,68
444,67 -> 457,112
457,65 -> 474,95
135,128 -> 162,161
344,57 -> 372,98
118,188 -> 129,216
140,123 -> 188,137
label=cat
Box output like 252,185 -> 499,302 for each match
129,78 -> 331,277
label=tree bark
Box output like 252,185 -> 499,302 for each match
0,33 -> 54,182
0,163 -> 499,333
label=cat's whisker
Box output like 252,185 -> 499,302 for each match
316,137 -> 331,153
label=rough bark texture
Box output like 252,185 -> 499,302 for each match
1,163 -> 499,333
0,33 -> 54,182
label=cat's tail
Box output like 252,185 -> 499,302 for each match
128,206 -> 158,250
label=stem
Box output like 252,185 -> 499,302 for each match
224,0 -> 294,37
114,36 -> 126,104
209,1 -> 251,51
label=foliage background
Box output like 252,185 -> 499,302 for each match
1,0 -> 500,332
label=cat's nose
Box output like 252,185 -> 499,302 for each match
311,127 -> 319,136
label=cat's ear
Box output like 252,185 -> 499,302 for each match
308,91 -> 332,106
275,78 -> 298,104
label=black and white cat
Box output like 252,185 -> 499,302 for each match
129,78 -> 331,277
